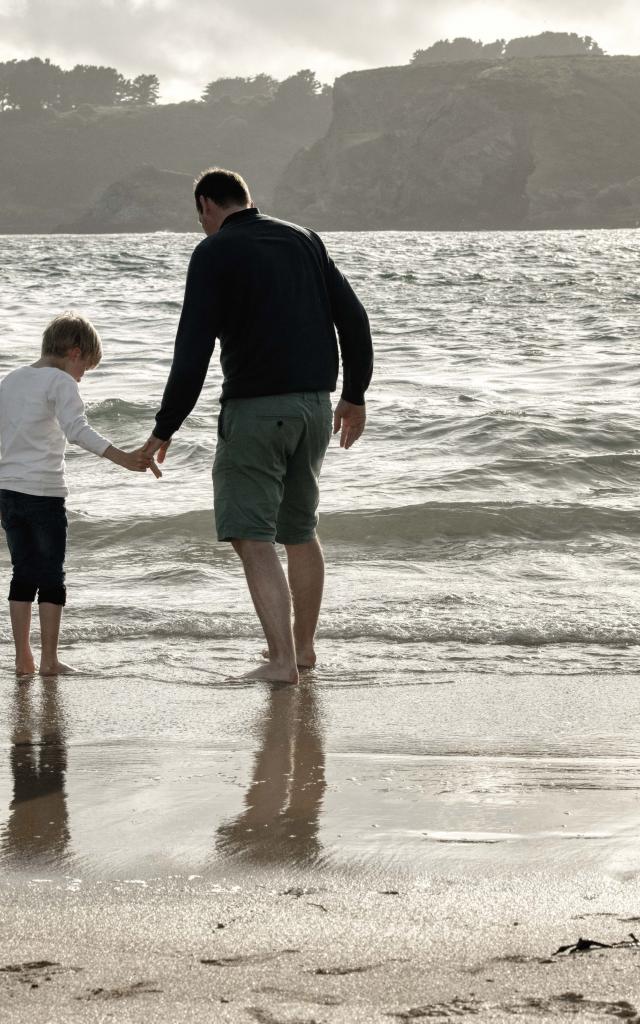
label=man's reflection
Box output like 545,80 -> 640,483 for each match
1,679 -> 70,866
216,681 -> 326,865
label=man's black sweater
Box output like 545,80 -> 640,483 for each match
154,208 -> 373,440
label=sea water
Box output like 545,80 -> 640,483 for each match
0,229 -> 639,876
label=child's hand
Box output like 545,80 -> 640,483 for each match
103,445 -> 162,477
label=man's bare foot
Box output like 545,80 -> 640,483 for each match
261,647 -> 316,669
39,660 -> 78,677
242,660 -> 299,685
15,655 -> 36,676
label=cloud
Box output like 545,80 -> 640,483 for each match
0,0 -> 638,102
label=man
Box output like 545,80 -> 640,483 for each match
143,168 -> 373,684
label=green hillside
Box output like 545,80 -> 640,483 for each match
274,56 -> 640,231
0,92 -> 331,232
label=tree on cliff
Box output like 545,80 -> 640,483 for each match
200,69 -> 332,127
504,32 -> 604,57
125,74 -> 160,105
202,74 -> 277,102
0,58 -> 64,113
411,31 -> 604,65
267,69 -> 332,129
411,38 -> 505,64
0,58 -> 160,113
60,65 -> 127,108
274,69 -> 323,101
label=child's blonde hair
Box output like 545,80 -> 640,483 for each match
42,312 -> 102,366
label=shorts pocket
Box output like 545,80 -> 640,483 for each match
256,415 -> 289,427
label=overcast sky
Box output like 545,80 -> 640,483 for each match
1,0 -> 638,102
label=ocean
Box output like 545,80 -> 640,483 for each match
0,229 -> 639,878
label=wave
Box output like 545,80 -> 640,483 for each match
426,451 -> 640,492
67,500 -> 640,548
87,398 -> 156,426
7,609 -> 639,649
320,501 -> 640,543
86,397 -> 213,433
387,410 -> 640,451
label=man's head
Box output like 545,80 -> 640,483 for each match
42,312 -> 102,381
194,168 -> 252,235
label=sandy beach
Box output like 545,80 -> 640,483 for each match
2,864 -> 640,1021
1,656 -> 640,1021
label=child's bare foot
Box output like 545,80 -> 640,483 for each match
39,660 -> 78,677
242,660 -> 299,685
15,655 -> 36,676
261,647 -> 316,669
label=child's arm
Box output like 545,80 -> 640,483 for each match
51,373 -> 112,456
103,445 -> 162,477
51,374 -> 159,476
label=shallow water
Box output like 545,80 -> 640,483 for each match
0,229 -> 639,878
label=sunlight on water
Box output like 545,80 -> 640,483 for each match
2,229 -> 640,877
1,228 -> 640,675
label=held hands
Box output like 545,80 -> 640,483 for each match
103,444 -> 162,478
108,433 -> 171,480
123,448 -> 163,477
333,399 -> 366,450
141,434 -> 172,464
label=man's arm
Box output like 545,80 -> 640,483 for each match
322,250 -> 373,407
314,235 -> 373,448
152,240 -> 221,444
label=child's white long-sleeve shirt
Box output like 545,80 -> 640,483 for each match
0,366 -> 111,497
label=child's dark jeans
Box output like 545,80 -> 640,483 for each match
0,489 -> 67,606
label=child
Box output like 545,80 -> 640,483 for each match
0,311 -> 160,677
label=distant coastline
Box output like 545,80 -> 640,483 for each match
2,51 -> 640,233
275,56 -> 640,233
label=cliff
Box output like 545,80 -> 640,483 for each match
59,166 -> 196,233
0,95 -> 331,233
273,57 -> 640,230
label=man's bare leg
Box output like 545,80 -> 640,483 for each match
285,538 -> 324,668
38,603 -> 76,676
9,601 -> 35,675
232,539 -> 299,684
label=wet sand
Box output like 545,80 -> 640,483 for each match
1,643 -> 640,1020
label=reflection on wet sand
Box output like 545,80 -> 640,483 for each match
1,679 -> 70,867
216,681 -> 326,865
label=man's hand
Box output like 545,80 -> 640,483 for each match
333,399 -> 366,450
142,434 -> 172,464
103,445 -> 162,478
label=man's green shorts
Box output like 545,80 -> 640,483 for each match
213,392 -> 333,544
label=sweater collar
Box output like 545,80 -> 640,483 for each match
219,207 -> 261,231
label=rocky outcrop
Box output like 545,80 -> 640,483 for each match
273,57 -> 640,230
59,165 -> 195,232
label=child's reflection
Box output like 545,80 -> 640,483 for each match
216,681 -> 326,864
1,679 -> 70,866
